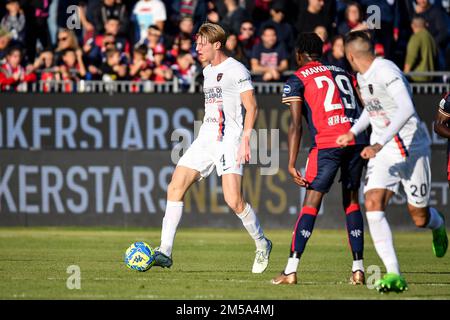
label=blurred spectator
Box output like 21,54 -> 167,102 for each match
54,28 -> 80,64
142,25 -> 166,62
221,0 -> 250,35
166,0 -> 207,33
323,34 -> 350,71
55,48 -> 87,83
31,48 -> 55,92
206,1 -> 220,23
129,45 -> 152,81
250,0 -> 273,26
224,33 -> 249,67
93,0 -> 129,37
132,0 -> 167,43
238,20 -> 259,60
258,1 -> 295,53
0,27 -> 13,61
99,48 -> 128,81
404,16 -> 437,82
0,46 -> 36,91
296,0 -> 334,35
414,0 -> 449,69
22,0 -> 51,62
93,18 -> 130,56
171,50 -> 196,91
314,25 -> 331,53
360,0 -> 397,60
168,32 -> 197,63
250,25 -> 288,81
151,43 -> 173,83
337,2 -> 368,35
1,0 -> 26,43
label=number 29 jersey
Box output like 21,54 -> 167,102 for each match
282,61 -> 368,149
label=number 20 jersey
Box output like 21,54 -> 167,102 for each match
282,61 -> 368,149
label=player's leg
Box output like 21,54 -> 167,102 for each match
363,154 -> 408,292
272,148 -> 338,285
159,165 -> 200,253
342,188 -> 365,284
341,145 -> 366,284
221,173 -> 272,273
365,188 -> 408,292
155,138 -> 215,267
402,150 -> 447,257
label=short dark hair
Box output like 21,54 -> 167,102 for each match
344,30 -> 374,52
296,33 -> 323,59
261,25 -> 277,35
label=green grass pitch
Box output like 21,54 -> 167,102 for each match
0,227 -> 449,299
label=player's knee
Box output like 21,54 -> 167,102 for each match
167,181 -> 185,200
364,198 -> 381,211
224,195 -> 244,213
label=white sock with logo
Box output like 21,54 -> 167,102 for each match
426,207 -> 444,230
366,211 -> 401,275
160,200 -> 184,257
236,203 -> 267,250
284,257 -> 300,274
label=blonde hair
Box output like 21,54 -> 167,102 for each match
196,22 -> 227,49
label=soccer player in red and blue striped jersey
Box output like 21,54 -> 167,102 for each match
271,33 -> 368,285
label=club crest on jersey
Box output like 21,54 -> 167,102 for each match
217,73 -> 223,82
368,84 -> 374,95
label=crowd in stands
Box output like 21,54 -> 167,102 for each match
0,0 -> 449,92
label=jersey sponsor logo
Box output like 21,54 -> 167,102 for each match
385,77 -> 400,87
217,73 -> 223,82
283,84 -> 291,94
327,115 -> 354,126
204,86 -> 223,104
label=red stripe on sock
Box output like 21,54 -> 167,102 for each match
301,206 -> 318,216
345,204 -> 360,215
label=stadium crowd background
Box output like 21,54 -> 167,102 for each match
0,0 -> 449,92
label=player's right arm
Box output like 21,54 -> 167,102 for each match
282,76 -> 308,187
434,93 -> 450,139
336,108 -> 370,147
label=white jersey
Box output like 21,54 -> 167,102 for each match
200,57 -> 254,141
357,58 -> 430,154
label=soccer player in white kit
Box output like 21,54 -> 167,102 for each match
153,22 -> 272,273
336,31 -> 447,293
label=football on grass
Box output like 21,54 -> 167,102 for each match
124,241 -> 155,272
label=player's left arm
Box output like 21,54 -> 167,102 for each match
237,89 -> 258,165
361,69 -> 416,159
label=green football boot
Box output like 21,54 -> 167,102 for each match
375,273 -> 408,293
432,212 -> 448,258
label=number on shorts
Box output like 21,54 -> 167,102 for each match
411,183 -> 427,197
220,154 -> 226,167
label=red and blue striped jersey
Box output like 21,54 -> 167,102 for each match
282,61 -> 367,149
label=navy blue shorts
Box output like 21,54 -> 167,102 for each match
305,145 -> 367,193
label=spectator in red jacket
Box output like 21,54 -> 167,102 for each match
0,46 -> 36,91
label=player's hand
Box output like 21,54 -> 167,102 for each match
360,143 -> 382,159
288,166 -> 308,187
336,131 -> 355,147
236,135 -> 251,167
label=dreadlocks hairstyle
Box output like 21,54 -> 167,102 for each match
296,33 -> 323,60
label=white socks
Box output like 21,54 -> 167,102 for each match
427,207 -> 444,230
284,257 -> 300,274
236,203 -> 267,250
366,211 -> 400,275
160,200 -> 184,257
352,259 -> 364,272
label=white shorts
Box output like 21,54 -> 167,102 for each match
177,135 -> 243,180
364,147 -> 431,208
